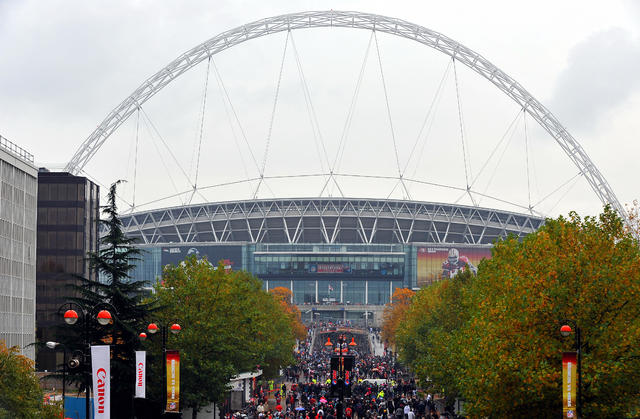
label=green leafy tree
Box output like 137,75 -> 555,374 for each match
397,271 -> 471,410
60,181 -> 156,419
154,256 -> 296,418
397,207 -> 640,418
0,341 -> 63,419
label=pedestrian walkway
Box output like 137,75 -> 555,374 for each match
369,333 -> 385,356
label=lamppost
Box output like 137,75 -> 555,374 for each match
45,341 -> 68,412
324,334 -> 356,419
139,321 -> 181,415
61,302 -> 117,419
560,321 -> 582,418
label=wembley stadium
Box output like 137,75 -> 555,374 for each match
122,198 -> 544,325
72,11 -> 625,326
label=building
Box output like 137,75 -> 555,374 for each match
0,135 -> 38,359
123,199 -> 544,326
35,171 -> 99,371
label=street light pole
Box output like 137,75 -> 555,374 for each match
560,322 -> 582,419
61,302 -> 117,419
45,342 -> 67,412
325,334 -> 356,419
141,321 -> 181,416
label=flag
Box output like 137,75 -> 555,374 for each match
166,351 -> 180,412
91,345 -> 111,418
135,351 -> 146,398
328,284 -> 334,292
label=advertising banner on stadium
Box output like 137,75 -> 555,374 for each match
310,263 -> 352,273
563,352 -> 577,418
416,246 -> 491,287
91,345 -> 110,418
166,350 -> 180,413
135,351 -> 146,398
161,245 -> 242,271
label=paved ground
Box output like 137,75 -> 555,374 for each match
369,333 -> 385,356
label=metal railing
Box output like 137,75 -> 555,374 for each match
0,134 -> 34,163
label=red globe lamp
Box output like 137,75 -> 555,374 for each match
64,309 -> 79,325
560,325 -> 572,338
170,323 -> 181,335
96,310 -> 112,326
148,323 -> 159,334
139,332 -> 147,341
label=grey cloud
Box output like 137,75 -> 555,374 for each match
548,27 -> 640,134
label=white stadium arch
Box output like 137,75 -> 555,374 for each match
65,10 -> 624,218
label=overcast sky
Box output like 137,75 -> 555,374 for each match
1,0 -> 639,218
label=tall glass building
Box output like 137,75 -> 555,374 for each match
35,171 -> 99,371
0,136 -> 38,360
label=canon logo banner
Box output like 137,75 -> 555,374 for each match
91,345 -> 111,418
135,351 -> 146,398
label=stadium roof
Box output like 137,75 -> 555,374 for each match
118,198 -> 545,246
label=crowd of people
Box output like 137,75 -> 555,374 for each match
230,322 -> 458,419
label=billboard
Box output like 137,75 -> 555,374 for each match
309,263 -> 352,274
417,246 -> 491,287
161,245 -> 242,271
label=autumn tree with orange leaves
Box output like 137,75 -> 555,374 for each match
381,287 -> 415,350
397,206 -> 640,418
269,287 -> 307,341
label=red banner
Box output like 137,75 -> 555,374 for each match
166,351 -> 180,413
562,352 -> 577,418
317,264 -> 344,273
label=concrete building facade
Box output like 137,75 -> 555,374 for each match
0,135 -> 38,359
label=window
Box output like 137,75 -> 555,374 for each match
293,280 -> 316,304
342,280 -> 365,304
367,281 -> 391,305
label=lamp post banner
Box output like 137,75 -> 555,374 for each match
135,351 -> 146,398
91,345 -> 111,418
165,350 -> 180,412
563,351 -> 577,418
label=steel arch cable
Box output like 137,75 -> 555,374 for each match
324,30 -> 374,198
403,59 -> 452,177
192,56 -> 212,195
524,110 -> 532,211
64,10 -> 625,220
254,31 -> 290,199
289,31 -> 332,173
373,30 -> 411,200
453,58 -> 472,191
132,107 -> 140,209
211,58 -> 254,195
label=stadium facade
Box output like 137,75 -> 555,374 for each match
125,198 -> 544,325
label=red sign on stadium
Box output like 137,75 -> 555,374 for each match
316,264 -> 344,273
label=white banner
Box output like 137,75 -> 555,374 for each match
135,351 -> 146,398
91,345 -> 111,418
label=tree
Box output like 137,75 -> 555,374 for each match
269,287 -> 307,341
381,287 -> 415,350
155,257 -> 296,418
396,272 -> 471,411
60,181 -> 156,419
397,207 -> 640,418
0,341 -> 63,419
